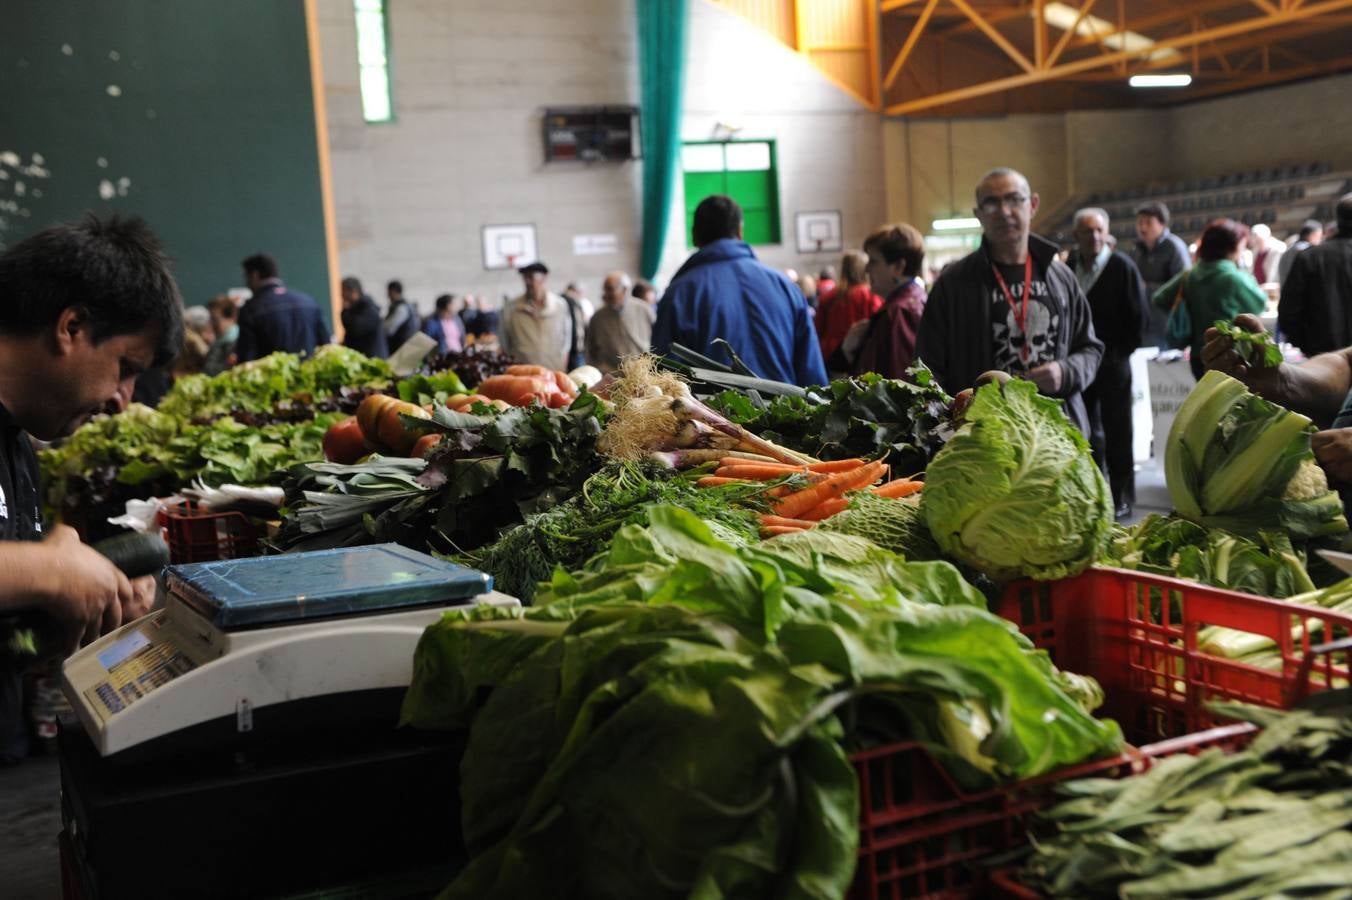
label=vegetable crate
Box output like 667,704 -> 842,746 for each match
847,565 -> 1352,900
157,499 -> 260,564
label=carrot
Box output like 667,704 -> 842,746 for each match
798,498 -> 849,521
874,479 -> 923,499
759,514 -> 818,529
760,525 -> 807,537
716,464 -> 824,482
806,458 -> 866,473
697,476 -> 747,487
773,460 -> 887,519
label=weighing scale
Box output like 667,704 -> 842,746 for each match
58,543 -> 517,899
61,542 -> 515,761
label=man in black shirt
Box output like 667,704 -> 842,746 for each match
0,215 -> 181,761
339,276 -> 389,359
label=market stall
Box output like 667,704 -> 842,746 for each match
39,326 -> 1352,899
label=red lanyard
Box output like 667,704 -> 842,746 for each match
991,256 -> 1033,334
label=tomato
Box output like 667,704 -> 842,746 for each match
409,433 -> 442,458
376,400 -> 431,455
322,417 -> 367,465
356,394 -> 398,442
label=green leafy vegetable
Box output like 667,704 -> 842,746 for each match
1166,370 -> 1348,540
1106,513 -> 1316,598
1214,318 -> 1283,369
458,461 -> 763,603
404,506 -> 1122,900
159,346 -> 391,420
818,491 -> 940,561
1018,701 -> 1352,899
705,368 -> 952,475
922,379 -> 1112,582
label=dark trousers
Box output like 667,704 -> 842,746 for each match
1085,355 -> 1135,508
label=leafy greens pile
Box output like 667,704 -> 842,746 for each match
922,379 -> 1112,582
40,404 -> 343,514
402,506 -> 1123,900
1166,370 -> 1347,540
705,368 -> 952,476
1106,514 -> 1316,599
458,461 -> 764,603
1018,700 -> 1352,899
158,346 -> 391,420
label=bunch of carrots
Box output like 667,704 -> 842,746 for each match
695,457 -> 922,537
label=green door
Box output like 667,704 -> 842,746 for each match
681,141 -> 780,248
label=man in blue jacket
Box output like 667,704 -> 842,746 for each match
652,195 -> 827,386
234,253 -> 331,362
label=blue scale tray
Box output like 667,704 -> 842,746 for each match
163,544 -> 492,631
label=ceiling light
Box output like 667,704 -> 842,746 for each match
1129,74 -> 1193,88
931,217 -> 981,231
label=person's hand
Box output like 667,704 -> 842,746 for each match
1201,313 -> 1282,395
36,525 -> 134,654
1313,429 -> 1352,485
1028,361 -> 1063,395
123,575 -> 158,622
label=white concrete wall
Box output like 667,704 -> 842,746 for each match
317,0 -> 884,310
663,0 -> 887,284
317,0 -> 642,313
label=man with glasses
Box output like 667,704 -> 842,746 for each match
916,168 -> 1103,436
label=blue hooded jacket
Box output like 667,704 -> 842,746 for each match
652,239 -> 828,387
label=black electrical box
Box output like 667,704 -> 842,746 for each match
543,106 -> 641,162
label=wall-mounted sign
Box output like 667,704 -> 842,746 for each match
572,233 -> 618,256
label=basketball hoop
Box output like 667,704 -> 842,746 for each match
505,254 -> 518,271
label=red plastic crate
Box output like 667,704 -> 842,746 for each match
156,499 -> 261,563
846,565 -> 1352,900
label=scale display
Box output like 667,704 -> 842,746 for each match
165,543 -> 492,630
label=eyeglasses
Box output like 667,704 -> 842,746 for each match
976,193 -> 1029,215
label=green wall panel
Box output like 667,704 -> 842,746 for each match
0,1 -> 332,324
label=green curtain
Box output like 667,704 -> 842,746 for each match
637,0 -> 688,280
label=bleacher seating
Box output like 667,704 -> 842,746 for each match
1046,162 -> 1344,247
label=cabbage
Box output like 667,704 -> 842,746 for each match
921,379 -> 1111,582
1165,370 -> 1348,539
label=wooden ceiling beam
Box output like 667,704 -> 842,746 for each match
931,3 -> 1033,37
947,0 -> 1036,71
1045,0 -> 1098,68
883,0 -> 942,90
884,0 -> 1352,114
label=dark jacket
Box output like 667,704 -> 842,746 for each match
652,239 -> 828,386
1133,228 -> 1192,294
851,278 -> 926,380
1278,237 -> 1352,357
342,294 -> 389,359
1068,249 -> 1148,360
384,299 -> 422,352
234,278 -> 331,362
915,234 -> 1104,435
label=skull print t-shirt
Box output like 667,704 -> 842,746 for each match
990,259 -> 1059,375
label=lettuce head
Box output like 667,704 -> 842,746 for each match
921,379 -> 1112,582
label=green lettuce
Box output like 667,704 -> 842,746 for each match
403,506 -> 1122,900
921,379 -> 1112,582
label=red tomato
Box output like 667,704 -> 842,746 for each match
410,433 -> 442,458
322,417 -> 367,464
